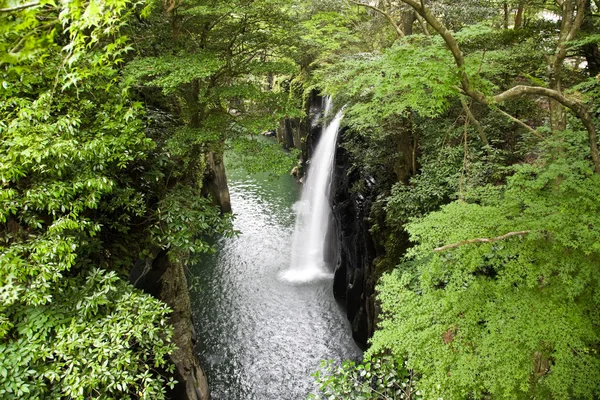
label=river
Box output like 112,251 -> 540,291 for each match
190,152 -> 362,400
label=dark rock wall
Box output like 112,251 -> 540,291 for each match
330,138 -> 379,348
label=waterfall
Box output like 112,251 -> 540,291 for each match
281,98 -> 343,283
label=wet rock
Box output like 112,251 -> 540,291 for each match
276,90 -> 324,180
330,135 -> 378,348
291,165 -> 299,177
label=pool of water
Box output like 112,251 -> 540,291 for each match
190,161 -> 362,400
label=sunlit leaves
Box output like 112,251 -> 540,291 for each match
317,36 -> 460,130
309,354 -> 422,400
126,54 -> 225,95
371,149 -> 600,399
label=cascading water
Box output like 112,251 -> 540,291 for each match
281,98 -> 343,283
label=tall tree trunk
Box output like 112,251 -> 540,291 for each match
503,2 -> 509,29
158,255 -> 211,400
130,251 -> 211,400
515,2 -> 525,28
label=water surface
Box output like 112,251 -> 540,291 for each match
191,159 -> 362,400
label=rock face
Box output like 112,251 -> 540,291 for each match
131,251 -> 210,400
330,138 -> 379,347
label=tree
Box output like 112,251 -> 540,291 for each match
394,0 -> 600,172
125,0 -> 304,213
309,0 -> 600,398
0,0 -> 201,397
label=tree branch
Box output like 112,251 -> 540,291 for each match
395,0 -> 600,174
460,97 -> 490,149
0,1 -> 40,12
415,12 -> 430,36
434,230 -> 531,252
492,107 -> 546,140
350,0 -> 405,38
491,84 -> 600,173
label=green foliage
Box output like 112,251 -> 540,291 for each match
126,54 -> 226,95
0,269 -> 175,399
0,0 -> 208,397
318,36 -> 460,129
151,185 -> 234,264
229,136 -> 301,177
309,354 -> 422,400
126,0 -> 306,177
385,145 -> 462,226
371,139 -> 600,399
298,9 -> 363,66
305,2 -> 600,398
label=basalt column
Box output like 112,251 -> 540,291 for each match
330,138 -> 378,347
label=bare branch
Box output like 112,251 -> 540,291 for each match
434,231 -> 531,252
460,97 -> 490,149
492,107 -> 546,140
349,1 -> 405,38
0,1 -> 40,12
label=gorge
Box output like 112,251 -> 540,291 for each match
190,122 -> 361,399
3,1 -> 600,399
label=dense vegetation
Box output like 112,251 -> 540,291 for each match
0,0 -> 300,397
2,0 -> 599,398
307,1 -> 600,399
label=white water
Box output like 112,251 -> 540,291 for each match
281,98 -> 343,283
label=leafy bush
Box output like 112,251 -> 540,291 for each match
310,354 -> 422,400
371,141 -> 600,399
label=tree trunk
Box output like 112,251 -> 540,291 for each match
515,2 -> 525,28
130,250 -> 211,400
204,147 -> 232,213
399,10 -> 416,36
394,115 -> 417,184
160,257 -> 211,400
549,77 -> 567,132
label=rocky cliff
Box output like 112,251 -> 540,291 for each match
276,91 -> 324,178
330,138 -> 379,347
